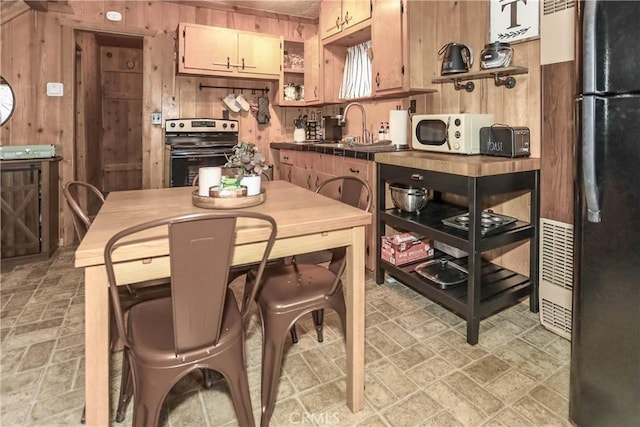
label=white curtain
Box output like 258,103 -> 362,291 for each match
338,40 -> 372,100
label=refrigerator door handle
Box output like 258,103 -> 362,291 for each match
581,96 -> 602,223
582,0 -> 597,94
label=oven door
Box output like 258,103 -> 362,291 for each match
412,116 -> 451,151
168,149 -> 229,187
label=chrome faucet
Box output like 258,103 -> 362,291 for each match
339,102 -> 372,144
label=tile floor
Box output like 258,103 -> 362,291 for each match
1,247 -> 572,426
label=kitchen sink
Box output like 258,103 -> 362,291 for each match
314,143 -> 347,148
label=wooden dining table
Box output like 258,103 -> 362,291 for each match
75,180 -> 371,426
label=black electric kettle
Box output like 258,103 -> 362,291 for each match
438,42 -> 474,75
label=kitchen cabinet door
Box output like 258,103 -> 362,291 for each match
280,163 -> 293,183
304,35 -> 321,103
342,0 -> 372,31
371,0 -> 404,94
181,24 -> 237,75
238,32 -> 282,76
320,0 -> 343,40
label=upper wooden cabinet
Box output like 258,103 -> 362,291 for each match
320,0 -> 372,41
178,23 -> 282,78
304,35 -> 321,104
371,0 -> 438,97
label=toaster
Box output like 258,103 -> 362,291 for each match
479,126 -> 531,158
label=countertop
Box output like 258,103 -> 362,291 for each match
374,151 -> 540,177
270,142 -> 410,161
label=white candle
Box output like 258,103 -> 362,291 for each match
198,167 -> 222,197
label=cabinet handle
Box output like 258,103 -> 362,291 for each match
287,169 -> 292,181
307,174 -> 312,189
212,57 -> 231,68
349,167 -> 360,174
375,72 -> 380,87
314,86 -> 318,97
411,173 -> 424,181
335,16 -> 341,29
315,176 -> 320,188
344,11 -> 352,25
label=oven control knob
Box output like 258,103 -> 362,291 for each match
179,123 -> 184,128
230,123 -> 235,129
454,118 -> 461,126
454,131 -> 461,138
454,142 -> 461,150
222,123 -> 228,129
169,122 -> 176,128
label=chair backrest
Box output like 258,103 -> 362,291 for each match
104,211 -> 277,354
63,181 -> 106,241
316,175 -> 372,282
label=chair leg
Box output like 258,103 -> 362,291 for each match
80,404 -> 86,424
216,336 -> 255,427
115,349 -> 133,423
311,309 -> 324,342
202,369 -> 215,389
260,314 -> 294,427
131,365 -> 169,427
289,325 -> 299,344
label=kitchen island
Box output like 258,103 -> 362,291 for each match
374,151 -> 541,344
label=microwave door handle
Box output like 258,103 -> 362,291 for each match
445,116 -> 452,150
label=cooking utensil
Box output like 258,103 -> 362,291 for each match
389,183 -> 429,213
415,258 -> 468,289
438,42 -> 474,75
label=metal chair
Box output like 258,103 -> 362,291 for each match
63,181 -> 172,423
288,175 -> 372,343
105,211 -> 277,427
244,175 -> 371,427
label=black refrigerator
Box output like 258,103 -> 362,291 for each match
572,1 -> 640,426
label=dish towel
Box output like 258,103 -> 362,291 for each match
256,96 -> 271,124
339,40 -> 372,100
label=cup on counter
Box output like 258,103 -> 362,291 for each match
198,167 -> 222,197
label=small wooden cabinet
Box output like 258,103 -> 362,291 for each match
320,0 -> 372,41
279,149 -> 376,270
178,23 -> 282,78
370,0 -> 438,97
277,36 -> 321,106
1,158 -> 61,265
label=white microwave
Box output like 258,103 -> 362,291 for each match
411,114 -> 494,154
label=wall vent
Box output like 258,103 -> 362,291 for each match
539,218 -> 573,340
540,0 -> 575,64
543,0 -> 575,16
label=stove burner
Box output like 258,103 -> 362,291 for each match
442,211 -> 517,235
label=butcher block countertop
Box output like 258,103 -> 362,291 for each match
374,151 -> 540,177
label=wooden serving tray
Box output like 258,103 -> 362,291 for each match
191,189 -> 266,209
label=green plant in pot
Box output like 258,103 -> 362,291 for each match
224,142 -> 269,195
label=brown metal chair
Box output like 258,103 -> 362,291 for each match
244,175 -> 371,427
63,181 -> 172,423
288,175 -> 372,344
105,211 -> 277,427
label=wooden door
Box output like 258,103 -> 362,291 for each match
320,0 -> 343,39
238,32 -> 281,76
182,24 -> 237,74
342,0 -> 372,30
372,0 -> 404,95
304,35 -> 321,103
100,46 -> 143,192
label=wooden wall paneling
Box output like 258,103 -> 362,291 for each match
434,0 -> 461,113
60,24 -> 76,244
541,61 -> 575,224
79,0 -> 107,24
459,0 -> 488,114
123,0 -> 146,29
146,1 -> 167,188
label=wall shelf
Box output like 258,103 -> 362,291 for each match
432,66 -> 528,92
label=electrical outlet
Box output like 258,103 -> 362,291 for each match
409,99 -> 417,114
150,112 -> 162,125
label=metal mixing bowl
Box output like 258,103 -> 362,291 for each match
390,184 -> 429,212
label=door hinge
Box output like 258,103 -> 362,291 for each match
183,29 -> 186,37
400,0 -> 404,14
370,0 -> 373,13
401,65 -> 405,75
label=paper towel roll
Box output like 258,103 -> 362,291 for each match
198,167 -> 222,197
389,110 -> 409,147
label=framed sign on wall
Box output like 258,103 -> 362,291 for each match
490,0 -> 540,44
